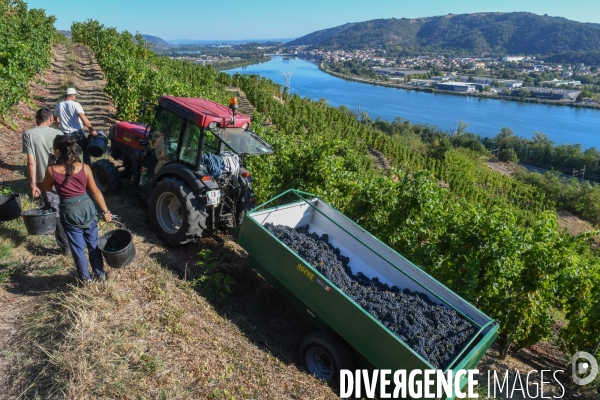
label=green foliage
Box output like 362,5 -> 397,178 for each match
139,354 -> 163,374
191,249 -> 235,298
71,20 -> 231,121
52,30 -> 69,44
544,50 -> 600,66
0,186 -> 11,195
515,170 -> 600,225
289,12 -> 600,57
499,147 -> 519,163
75,20 -> 599,358
0,0 -> 55,119
329,59 -> 379,79
487,130 -> 600,183
429,137 -> 453,161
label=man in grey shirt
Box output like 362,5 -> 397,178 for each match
22,107 -> 70,254
54,88 -> 97,165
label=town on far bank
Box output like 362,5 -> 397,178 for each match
274,47 -> 600,106
149,36 -> 600,106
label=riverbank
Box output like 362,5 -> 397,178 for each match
229,58 -> 600,149
214,56 -> 271,71
318,63 -> 600,111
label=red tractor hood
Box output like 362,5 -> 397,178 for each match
113,121 -> 148,151
158,96 -> 251,129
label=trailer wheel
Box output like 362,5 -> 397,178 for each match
91,160 -> 121,193
149,177 -> 207,245
300,330 -> 354,383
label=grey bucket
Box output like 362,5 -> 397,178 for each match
22,207 -> 56,235
0,193 -> 22,222
87,130 -> 108,158
98,220 -> 136,268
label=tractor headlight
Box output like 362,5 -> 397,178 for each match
242,123 -> 249,130
209,121 -> 217,129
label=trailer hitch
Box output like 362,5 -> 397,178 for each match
209,204 -> 224,248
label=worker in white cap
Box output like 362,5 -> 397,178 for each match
53,88 -> 97,165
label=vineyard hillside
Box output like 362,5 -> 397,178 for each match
70,18 -> 600,391
0,6 -> 599,398
0,41 -> 341,399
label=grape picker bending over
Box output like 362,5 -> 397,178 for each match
53,88 -> 97,165
42,136 -> 112,284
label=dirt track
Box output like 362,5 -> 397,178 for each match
0,43 -> 117,397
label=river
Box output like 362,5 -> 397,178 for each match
228,57 -> 600,150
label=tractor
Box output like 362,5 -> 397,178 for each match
91,95 -> 273,245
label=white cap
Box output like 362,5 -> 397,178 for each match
65,88 -> 78,96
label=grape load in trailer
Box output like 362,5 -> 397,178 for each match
265,223 -> 476,370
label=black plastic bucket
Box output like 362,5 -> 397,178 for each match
87,130 -> 108,158
0,194 -> 22,222
99,228 -> 136,268
22,207 -> 56,235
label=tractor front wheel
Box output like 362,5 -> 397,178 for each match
149,177 -> 206,245
91,160 -> 121,194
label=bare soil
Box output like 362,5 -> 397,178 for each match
557,210 -> 596,235
486,157 -> 516,177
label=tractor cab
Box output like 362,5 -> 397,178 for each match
100,95 -> 273,245
137,96 -> 272,195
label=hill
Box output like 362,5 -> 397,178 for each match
54,31 -> 169,48
287,12 -> 600,56
141,34 -> 171,48
57,29 -> 71,38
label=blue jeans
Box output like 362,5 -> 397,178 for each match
67,129 -> 91,165
62,220 -> 105,280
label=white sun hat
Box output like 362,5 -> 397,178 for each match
65,88 -> 78,95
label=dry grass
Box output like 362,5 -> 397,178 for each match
2,190 -> 338,399
0,170 -> 341,398
16,267 -> 335,399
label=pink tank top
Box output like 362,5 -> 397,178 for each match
52,165 -> 88,199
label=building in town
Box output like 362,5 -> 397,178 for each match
512,87 -> 581,100
503,56 -> 525,62
436,82 -> 476,92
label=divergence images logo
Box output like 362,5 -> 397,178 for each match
572,351 -> 599,386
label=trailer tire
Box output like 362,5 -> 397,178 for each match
91,160 -> 121,193
150,177 -> 206,246
300,330 -> 354,383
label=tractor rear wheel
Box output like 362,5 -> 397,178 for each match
149,177 -> 206,245
91,160 -> 121,193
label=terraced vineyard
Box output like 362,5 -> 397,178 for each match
0,0 -> 55,120
69,19 -> 600,364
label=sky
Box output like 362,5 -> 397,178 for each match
25,0 -> 600,42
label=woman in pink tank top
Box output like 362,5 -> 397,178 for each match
42,136 -> 113,284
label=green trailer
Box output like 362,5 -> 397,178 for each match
237,190 -> 498,397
